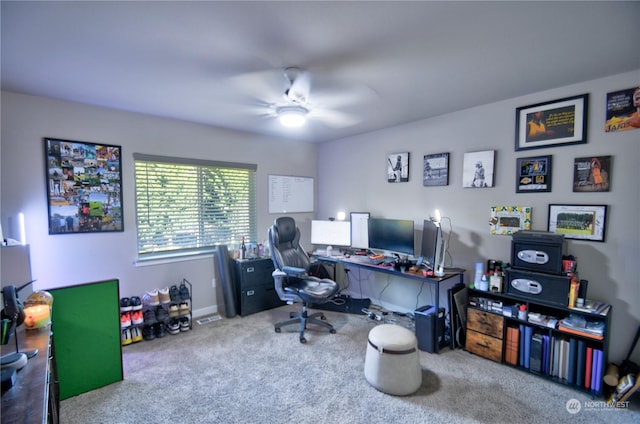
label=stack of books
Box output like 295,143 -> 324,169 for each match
558,314 -> 605,340
527,312 -> 558,329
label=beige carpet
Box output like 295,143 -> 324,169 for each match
60,305 -> 639,423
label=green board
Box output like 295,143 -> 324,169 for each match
49,279 -> 123,400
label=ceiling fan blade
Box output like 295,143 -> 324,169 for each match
286,69 -> 311,105
308,108 -> 362,128
224,69 -> 288,104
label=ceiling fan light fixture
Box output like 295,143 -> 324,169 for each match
277,106 -> 308,128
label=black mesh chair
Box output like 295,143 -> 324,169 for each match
268,216 -> 339,343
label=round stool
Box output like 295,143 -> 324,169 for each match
364,324 -> 422,395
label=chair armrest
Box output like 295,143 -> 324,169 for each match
281,266 -> 307,277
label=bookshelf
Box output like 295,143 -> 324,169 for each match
466,287 -> 611,397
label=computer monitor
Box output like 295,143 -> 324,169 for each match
367,218 -> 415,256
350,212 -> 370,249
310,220 -> 351,247
420,219 -> 442,269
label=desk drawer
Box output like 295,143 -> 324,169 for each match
466,329 -> 503,363
467,308 -> 503,339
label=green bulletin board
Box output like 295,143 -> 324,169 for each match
49,279 -> 123,400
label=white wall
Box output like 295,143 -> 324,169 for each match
317,70 -> 640,363
0,91 -> 317,317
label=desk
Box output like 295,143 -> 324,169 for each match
316,255 -> 464,353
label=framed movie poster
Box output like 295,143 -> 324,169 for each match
387,152 -> 409,183
423,152 -> 449,186
573,155 -> 612,192
44,138 -> 124,234
516,155 -> 552,193
515,94 -> 588,151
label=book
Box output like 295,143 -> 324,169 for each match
541,334 -> 549,375
519,324 -> 525,367
552,337 -> 560,377
576,339 -> 586,387
568,338 -> 577,385
585,347 -> 593,389
569,300 -> 611,316
523,326 -> 532,369
591,349 -> 599,391
593,349 -> 603,393
505,326 -> 519,366
530,333 -> 543,373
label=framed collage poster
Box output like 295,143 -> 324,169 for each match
44,138 -> 124,234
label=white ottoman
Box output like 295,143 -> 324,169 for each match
364,324 -> 422,395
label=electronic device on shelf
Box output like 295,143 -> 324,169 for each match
367,218 -> 414,257
310,220 -> 351,247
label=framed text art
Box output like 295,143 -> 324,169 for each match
573,155 -> 611,192
547,204 -> 607,242
515,94 -> 588,151
489,206 -> 531,236
423,153 -> 449,186
516,155 -> 552,193
387,152 -> 409,183
44,138 -> 124,234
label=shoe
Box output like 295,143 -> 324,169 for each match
168,303 -> 180,318
169,285 -> 181,303
131,310 -> 144,325
167,318 -> 180,335
120,297 -> 132,312
143,309 -> 157,325
158,287 -> 171,304
179,302 -> 190,316
120,312 -> 131,328
130,296 -> 143,311
142,289 -> 159,306
155,305 -> 169,323
121,328 -> 132,346
142,325 -> 155,341
179,316 -> 190,332
131,327 -> 143,343
179,280 -> 190,301
154,322 -> 167,338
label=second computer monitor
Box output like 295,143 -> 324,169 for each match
310,220 -> 351,247
420,219 -> 442,269
367,218 -> 414,256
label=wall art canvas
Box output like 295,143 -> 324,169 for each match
489,205 -> 531,235
573,155 -> 612,192
423,152 -> 449,186
605,87 -> 640,132
387,152 -> 409,183
463,150 -> 494,188
516,155 -> 552,193
45,138 -> 124,234
548,204 -> 607,242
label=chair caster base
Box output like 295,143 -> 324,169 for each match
299,337 -> 307,344
330,329 -> 336,334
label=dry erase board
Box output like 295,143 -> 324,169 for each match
268,175 -> 314,213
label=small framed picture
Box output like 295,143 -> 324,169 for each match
387,152 -> 409,183
516,155 -> 552,193
573,155 -> 611,192
423,153 -> 449,186
548,204 -> 607,242
489,206 -> 532,236
515,94 -> 588,151
463,150 -> 494,188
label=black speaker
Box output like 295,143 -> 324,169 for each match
414,305 -> 445,353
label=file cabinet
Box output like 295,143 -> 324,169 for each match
234,258 -> 284,316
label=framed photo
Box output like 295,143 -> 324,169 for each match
605,87 -> 640,132
44,137 -> 124,234
423,152 -> 449,186
489,206 -> 531,236
516,155 -> 552,193
463,150 -> 494,188
573,155 -> 611,192
515,94 -> 588,151
547,204 -> 607,242
387,152 -> 409,183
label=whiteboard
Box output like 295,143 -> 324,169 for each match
268,175 -> 314,213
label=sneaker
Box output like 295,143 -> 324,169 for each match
142,325 -> 155,341
154,322 -> 167,338
121,328 -> 132,345
143,309 -> 157,325
169,285 -> 180,303
179,280 -> 190,301
155,305 -> 169,323
131,310 -> 144,325
179,316 -> 190,332
120,312 -> 131,328
168,303 -> 180,318
158,287 -> 171,304
179,302 -> 190,316
120,297 -> 132,312
130,296 -> 143,311
131,327 -> 143,343
142,289 -> 159,306
167,318 -> 180,335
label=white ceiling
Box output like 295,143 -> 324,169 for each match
2,1 -> 639,143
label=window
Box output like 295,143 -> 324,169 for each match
134,153 -> 257,260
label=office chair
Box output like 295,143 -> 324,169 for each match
268,216 -> 339,343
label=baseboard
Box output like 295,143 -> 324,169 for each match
310,295 -> 370,315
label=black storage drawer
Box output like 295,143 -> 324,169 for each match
234,258 -> 284,316
235,258 -> 275,288
239,283 -> 284,316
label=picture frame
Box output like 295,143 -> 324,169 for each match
547,204 -> 607,242
489,206 -> 531,236
573,155 -> 611,192
387,152 -> 409,183
463,150 -> 494,188
516,155 -> 552,193
423,152 -> 449,186
515,94 -> 588,151
44,137 -> 124,234
605,87 -> 640,132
